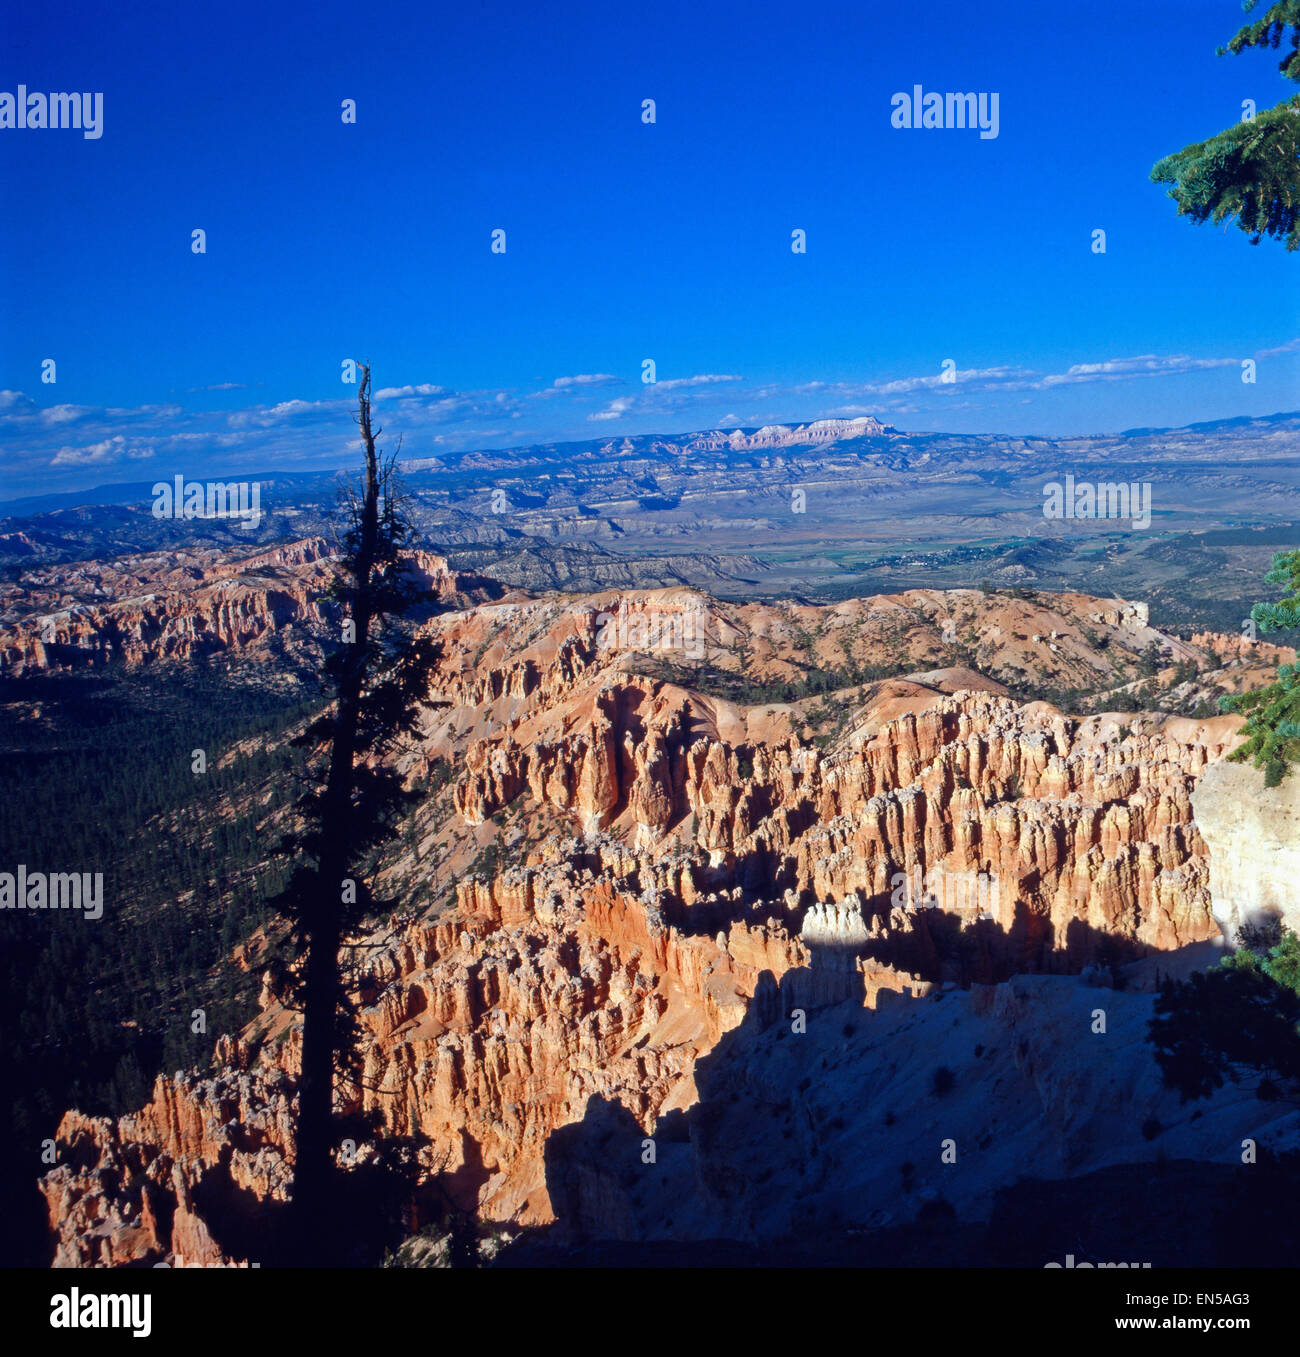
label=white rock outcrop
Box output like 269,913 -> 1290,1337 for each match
1191,758 -> 1300,943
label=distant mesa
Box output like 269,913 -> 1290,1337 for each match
682,416 -> 898,452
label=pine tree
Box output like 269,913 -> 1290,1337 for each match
276,366 -> 445,1264
1221,549 -> 1300,784
1237,917 -> 1300,993
1250,925 -> 1300,995
1150,1 -> 1300,250
1149,947 -> 1300,1101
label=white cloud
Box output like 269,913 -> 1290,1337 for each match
225,398 -> 346,430
863,364 -> 1026,397
589,397 -> 633,421
551,373 -> 619,388
1034,354 -> 1236,388
1257,337 -> 1300,359
654,373 -> 743,390
51,435 -> 155,467
374,383 -> 450,400
40,404 -> 92,425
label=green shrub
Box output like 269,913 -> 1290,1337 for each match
1222,550 -> 1300,784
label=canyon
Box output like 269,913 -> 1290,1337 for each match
22,544 -> 1300,1266
0,537 -> 500,674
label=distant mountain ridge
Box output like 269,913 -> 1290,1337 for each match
675,415 -> 898,450
6,410 -> 1296,519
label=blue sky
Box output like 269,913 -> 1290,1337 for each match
1,0 -> 1297,498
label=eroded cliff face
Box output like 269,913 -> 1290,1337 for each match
38,573 -> 1271,1266
1191,759 -> 1300,943
451,685 -> 1231,957
41,1038 -> 295,1268
0,538 -> 495,672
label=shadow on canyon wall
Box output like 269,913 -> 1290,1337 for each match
24,918 -> 1293,1269
490,937 -> 1300,1269
144,1112 -> 489,1269
661,883 -> 1173,989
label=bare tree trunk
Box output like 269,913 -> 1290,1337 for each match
292,365 -> 381,1264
